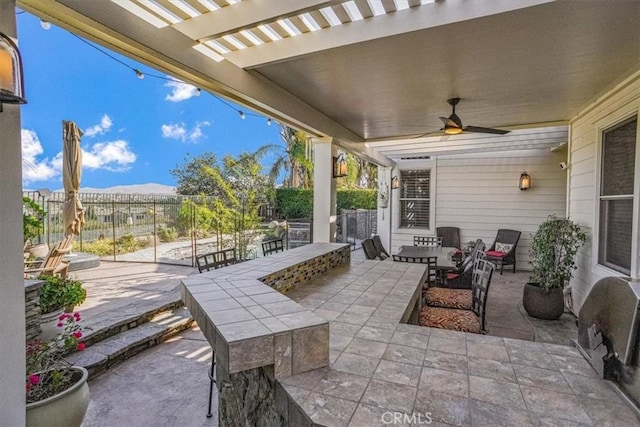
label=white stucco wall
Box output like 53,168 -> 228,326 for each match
387,148 -> 568,271
568,70 -> 640,312
0,1 -> 27,423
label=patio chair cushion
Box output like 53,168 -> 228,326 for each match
446,272 -> 459,281
424,288 -> 472,310
486,250 -> 507,258
419,306 -> 481,334
495,242 -> 513,253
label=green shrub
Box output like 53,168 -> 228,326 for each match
38,275 -> 87,313
275,188 -> 377,218
157,225 -> 178,242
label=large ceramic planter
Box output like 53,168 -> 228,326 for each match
26,366 -> 90,427
522,282 -> 564,320
39,308 -> 64,342
26,243 -> 49,259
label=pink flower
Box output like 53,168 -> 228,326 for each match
72,331 -> 82,339
77,342 -> 86,351
57,322 -> 63,328
28,374 -> 40,385
73,312 -> 81,320
58,314 -> 66,321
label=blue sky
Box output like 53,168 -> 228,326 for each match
17,11 -> 282,190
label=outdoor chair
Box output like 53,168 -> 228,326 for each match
436,227 -> 461,249
422,256 -> 439,288
196,248 -> 237,273
262,238 -> 284,256
442,240 -> 485,289
424,250 -> 486,310
371,235 -> 390,260
362,238 -> 379,260
24,235 -> 74,279
413,236 -> 442,247
485,229 -> 521,274
419,258 -> 495,334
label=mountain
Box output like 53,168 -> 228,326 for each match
53,183 -> 177,195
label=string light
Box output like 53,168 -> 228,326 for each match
64,31 -> 272,124
40,20 -> 51,30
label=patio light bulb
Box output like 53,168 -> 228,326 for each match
267,118 -> 272,126
519,172 -> 531,190
40,20 -> 51,30
238,110 -> 246,119
134,69 -> 144,79
195,88 -> 201,96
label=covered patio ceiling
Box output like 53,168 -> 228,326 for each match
19,0 -> 640,163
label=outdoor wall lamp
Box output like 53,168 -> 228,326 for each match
391,176 -> 400,189
333,153 -> 348,178
519,172 -> 531,190
0,32 -> 27,112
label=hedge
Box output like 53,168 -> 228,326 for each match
275,188 -> 377,218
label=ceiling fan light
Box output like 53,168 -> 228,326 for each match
444,126 -> 463,135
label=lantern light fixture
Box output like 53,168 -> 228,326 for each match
391,175 -> 400,189
333,153 -> 348,178
519,172 -> 531,191
0,32 -> 27,112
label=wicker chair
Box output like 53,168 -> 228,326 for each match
371,235 -> 390,259
419,258 -> 495,334
436,227 -> 461,249
413,236 -> 442,247
485,229 -> 521,274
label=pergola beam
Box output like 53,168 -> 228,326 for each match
173,0 -> 343,41
225,0 -> 556,69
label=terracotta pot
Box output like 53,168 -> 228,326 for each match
522,282 -> 564,320
26,366 -> 90,427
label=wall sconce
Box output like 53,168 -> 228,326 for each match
0,32 -> 27,112
391,176 -> 399,189
333,153 -> 347,178
519,172 -> 531,191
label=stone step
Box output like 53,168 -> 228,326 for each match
66,307 -> 194,378
79,292 -> 184,347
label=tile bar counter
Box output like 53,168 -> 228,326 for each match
181,243 -> 355,424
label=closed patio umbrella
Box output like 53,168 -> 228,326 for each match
62,120 -> 85,236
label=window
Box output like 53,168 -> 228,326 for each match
598,116 -> 637,275
399,169 -> 431,229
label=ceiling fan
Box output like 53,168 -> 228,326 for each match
439,98 -> 510,135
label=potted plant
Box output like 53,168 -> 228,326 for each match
378,185 -> 389,209
26,312 -> 89,427
23,197 -> 48,257
39,275 -> 87,314
523,215 -> 587,320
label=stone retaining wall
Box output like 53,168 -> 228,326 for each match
25,280 -> 44,341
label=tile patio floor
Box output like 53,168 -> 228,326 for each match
74,251 -> 637,426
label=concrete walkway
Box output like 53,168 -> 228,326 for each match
75,252 -> 579,426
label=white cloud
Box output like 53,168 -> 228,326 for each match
82,140 -> 137,172
165,80 -> 200,102
161,121 -> 209,143
84,114 -> 113,137
21,129 -> 137,185
22,129 -> 59,184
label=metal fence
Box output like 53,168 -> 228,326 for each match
336,209 -> 377,250
23,191 -> 313,266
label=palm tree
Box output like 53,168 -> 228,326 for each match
259,125 -> 313,188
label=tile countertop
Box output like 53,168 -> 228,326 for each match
181,243 -> 350,379
278,256 -> 640,427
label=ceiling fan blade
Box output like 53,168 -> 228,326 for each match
463,125 -> 510,135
